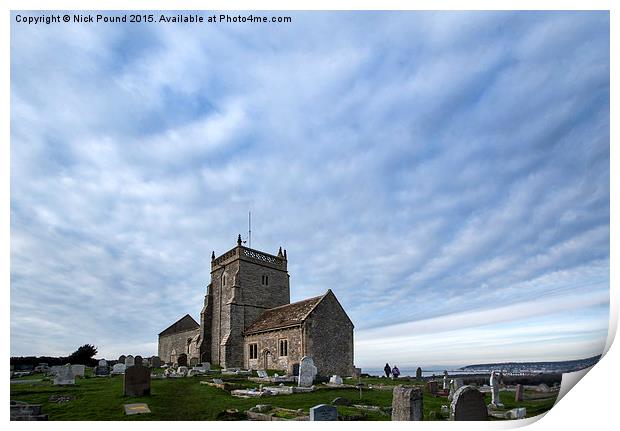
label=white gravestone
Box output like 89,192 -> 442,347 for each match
98,359 -> 108,367
443,373 -> 449,390
489,371 -> 504,408
71,364 -> 85,377
257,370 -> 268,379
112,363 -> 126,375
298,356 -> 317,387
125,355 -> 135,367
329,375 -> 343,385
310,404 -> 338,421
54,364 -> 75,385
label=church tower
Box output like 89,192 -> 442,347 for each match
206,235 -> 290,368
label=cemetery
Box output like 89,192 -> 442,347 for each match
10,359 -> 559,421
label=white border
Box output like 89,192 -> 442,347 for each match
3,1 -> 616,430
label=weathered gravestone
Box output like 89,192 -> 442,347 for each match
416,367 -> 423,380
118,355 -> 126,364
134,356 -> 143,366
297,356 -> 317,387
310,404 -> 338,421
257,370 -> 268,379
150,356 -> 162,368
124,365 -> 151,397
112,363 -> 126,375
125,355 -> 135,367
443,372 -> 449,390
489,371 -> 504,408
98,359 -> 108,367
515,384 -> 524,402
391,386 -> 423,421
329,375 -> 343,385
95,360 -> 110,376
450,386 -> 487,421
53,365 -> 75,385
427,380 -> 438,395
70,364 -> 85,377
189,357 -> 199,367
124,403 -> 151,415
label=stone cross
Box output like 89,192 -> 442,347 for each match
309,404 -> 338,421
450,385 -> 488,421
297,356 -> 317,387
123,364 -> 151,397
391,386 -> 423,421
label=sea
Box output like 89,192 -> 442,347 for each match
363,368 -> 489,377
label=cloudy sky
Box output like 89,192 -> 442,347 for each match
10,11 -> 609,368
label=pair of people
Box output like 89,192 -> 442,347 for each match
383,363 -> 400,379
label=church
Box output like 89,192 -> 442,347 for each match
158,235 -> 355,376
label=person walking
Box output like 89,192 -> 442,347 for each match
384,363 -> 391,378
392,365 -> 400,380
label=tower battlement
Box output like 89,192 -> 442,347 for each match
211,235 -> 287,272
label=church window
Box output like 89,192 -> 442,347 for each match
249,343 -> 258,359
222,273 -> 227,286
261,275 -> 269,286
279,339 -> 288,357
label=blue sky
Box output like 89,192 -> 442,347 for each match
10,11 -> 609,367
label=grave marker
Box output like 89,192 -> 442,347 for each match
450,386 -> 487,421
310,404 -> 338,421
391,386 -> 423,421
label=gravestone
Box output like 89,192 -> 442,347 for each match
297,356 -> 317,387
135,356 -> 143,366
257,370 -> 268,379
329,375 -> 343,385
332,397 -> 352,406
416,367 -> 422,380
118,355 -> 126,364
213,378 -> 224,384
450,386 -> 487,421
53,365 -> 75,385
391,386 -> 423,421
177,366 -> 189,377
189,357 -> 199,367
95,360 -> 110,376
49,365 -> 62,376
310,404 -> 338,421
70,364 -> 85,377
124,365 -> 151,397
352,367 -> 362,378
515,384 -> 524,402
443,374 -> 449,390
125,355 -> 135,367
150,356 -> 162,368
427,380 -> 438,395
124,403 -> 151,415
112,363 -> 126,375
489,371 -> 503,408
507,407 -> 526,419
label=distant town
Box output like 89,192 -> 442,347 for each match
459,355 -> 601,375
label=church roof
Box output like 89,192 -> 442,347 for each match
244,292 -> 328,335
158,314 -> 199,337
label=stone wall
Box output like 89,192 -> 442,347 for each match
305,291 -> 354,376
244,327 -> 303,373
158,328 -> 200,365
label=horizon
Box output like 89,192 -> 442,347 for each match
10,11 -> 609,367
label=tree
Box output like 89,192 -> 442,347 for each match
67,344 -> 98,366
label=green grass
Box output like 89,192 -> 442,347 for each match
10,375 -> 557,421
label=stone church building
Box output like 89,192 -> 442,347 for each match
158,235 -> 354,376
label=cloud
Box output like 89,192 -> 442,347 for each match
10,11 -> 609,364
